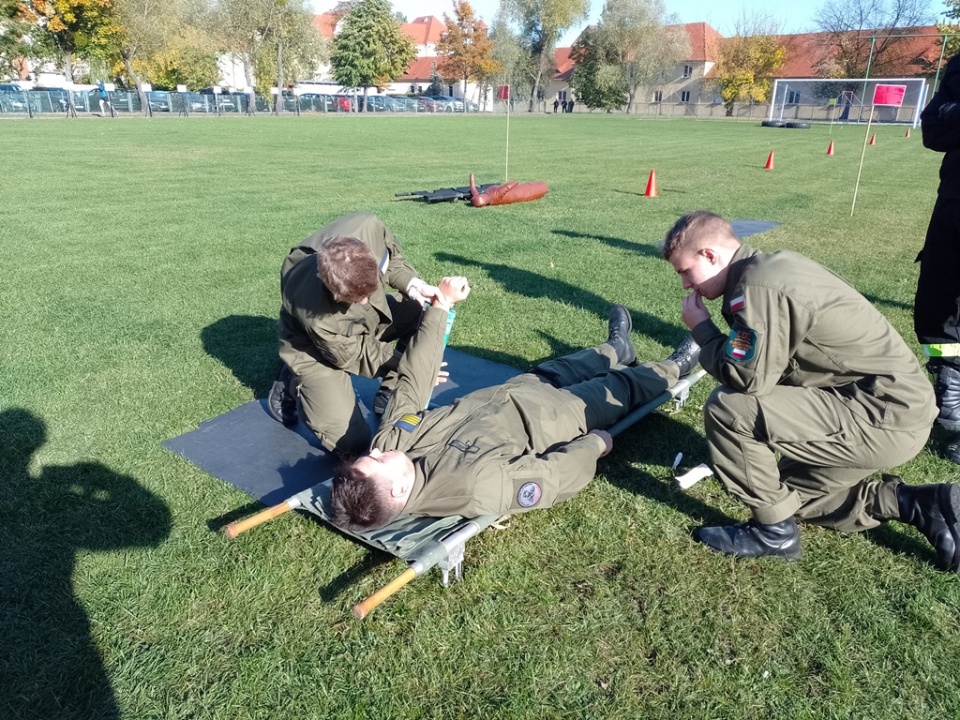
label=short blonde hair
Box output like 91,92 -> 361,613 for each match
661,210 -> 739,261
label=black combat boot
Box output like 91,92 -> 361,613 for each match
695,517 -> 801,560
897,483 -> 960,572
933,362 -> 960,432
266,362 -> 298,426
607,305 -> 636,366
665,335 -> 701,377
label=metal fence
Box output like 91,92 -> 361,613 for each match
0,89 -> 472,117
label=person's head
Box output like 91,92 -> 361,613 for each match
661,210 -> 741,300
316,236 -> 379,304
329,448 -> 416,531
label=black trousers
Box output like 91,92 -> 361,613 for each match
915,195 -> 960,365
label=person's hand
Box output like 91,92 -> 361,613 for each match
435,361 -> 449,386
681,291 -> 710,330
588,429 -> 613,457
438,276 -> 471,305
406,278 -> 441,307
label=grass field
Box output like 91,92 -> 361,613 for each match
2,112 -> 959,719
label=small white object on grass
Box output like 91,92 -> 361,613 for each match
671,451 -> 714,490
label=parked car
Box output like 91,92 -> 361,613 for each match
299,93 -> 339,112
387,95 -> 419,112
0,83 -> 26,112
199,87 -> 238,112
361,95 -> 404,112
414,95 -> 444,112
146,90 -> 172,112
424,95 -> 463,111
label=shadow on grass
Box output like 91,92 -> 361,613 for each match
551,229 -> 663,258
434,253 -> 686,346
862,292 -> 913,312
0,408 -> 172,720
201,314 -> 278,398
602,410 -> 738,528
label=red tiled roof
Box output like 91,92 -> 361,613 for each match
313,12 -> 338,38
771,27 -> 942,78
684,22 -> 722,62
401,16 -> 446,45
401,56 -> 438,81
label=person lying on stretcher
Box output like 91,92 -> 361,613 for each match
330,278 -> 701,531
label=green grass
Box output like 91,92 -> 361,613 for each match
2,113 -> 959,719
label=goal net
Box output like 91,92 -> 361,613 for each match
768,77 -> 929,125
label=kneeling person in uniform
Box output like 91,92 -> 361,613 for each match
663,210 -> 960,572
269,212 -> 447,455
331,287 -> 701,531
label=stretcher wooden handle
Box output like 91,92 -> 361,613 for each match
224,500 -> 294,539
353,567 -> 418,619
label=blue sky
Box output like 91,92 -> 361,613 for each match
311,0 -> 823,45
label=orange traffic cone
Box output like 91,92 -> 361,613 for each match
643,169 -> 658,197
869,134 -> 876,145
764,150 -> 775,170
826,140 -> 835,156
905,127 -> 911,138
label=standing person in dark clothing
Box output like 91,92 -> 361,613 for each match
662,210 -> 960,572
268,212 -> 446,455
917,53 -> 960,465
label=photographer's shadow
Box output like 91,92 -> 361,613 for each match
201,314 -> 278,397
0,409 -> 172,720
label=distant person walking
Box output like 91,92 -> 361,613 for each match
97,81 -> 114,117
553,98 -> 560,113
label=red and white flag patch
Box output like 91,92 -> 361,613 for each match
730,294 -> 746,313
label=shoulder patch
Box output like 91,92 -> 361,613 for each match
725,328 -> 757,363
729,294 -> 746,313
516,481 -> 542,508
393,413 -> 422,432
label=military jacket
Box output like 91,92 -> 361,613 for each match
691,244 -> 936,431
372,306 -> 606,518
278,212 -> 419,377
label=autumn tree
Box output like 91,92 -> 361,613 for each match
331,0 -> 415,110
813,0 -> 934,77
1,0 -> 34,79
488,12 -> 529,105
938,0 -> 959,61
17,0 -> 121,83
500,0 -> 589,111
110,0 -> 189,114
139,25 -> 221,90
713,17 -> 786,115
436,0 -> 500,111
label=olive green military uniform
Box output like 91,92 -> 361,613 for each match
691,244 -> 937,531
372,305 -> 680,518
278,212 -> 424,454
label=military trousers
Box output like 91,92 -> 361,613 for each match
284,293 -> 423,455
704,385 -> 930,532
529,344 -> 679,430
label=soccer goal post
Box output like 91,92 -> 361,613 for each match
768,77 -> 929,126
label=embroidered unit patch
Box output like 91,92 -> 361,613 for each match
516,481 -> 542,508
725,328 -> 757,362
393,413 -> 422,432
730,294 -> 746,313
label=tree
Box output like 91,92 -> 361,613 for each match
262,0 -> 325,113
427,63 -> 444,95
111,0 -> 189,114
17,0 -> 121,83
570,26 -> 627,110
489,11 -> 529,105
436,0 -> 500,111
938,0 -> 959,62
713,16 -> 786,115
813,0 -> 934,77
500,0 -> 589,111
139,25 -> 221,89
1,0 -> 34,80
590,0 -> 687,112
330,0 -> 415,110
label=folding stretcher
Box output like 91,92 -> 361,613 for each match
226,369 -> 706,618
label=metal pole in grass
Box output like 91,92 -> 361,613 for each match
504,84 -> 511,182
